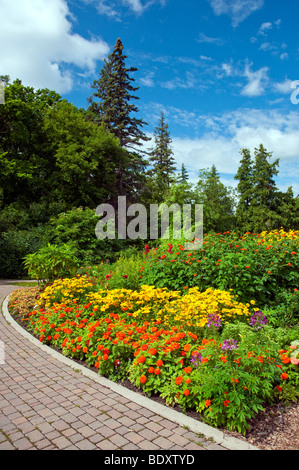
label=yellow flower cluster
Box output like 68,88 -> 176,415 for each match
87,285 -> 251,328
37,279 -> 253,330
37,276 -> 95,308
257,228 -> 299,243
155,287 -> 252,328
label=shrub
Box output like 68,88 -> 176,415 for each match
140,229 -> 299,307
23,243 -> 80,282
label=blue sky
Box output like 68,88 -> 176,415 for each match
1,0 -> 299,195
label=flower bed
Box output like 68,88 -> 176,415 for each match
9,277 -> 299,435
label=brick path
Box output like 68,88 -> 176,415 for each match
0,281 -> 255,451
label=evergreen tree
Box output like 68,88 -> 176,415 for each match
234,148 -> 254,231
149,112 -> 176,188
195,165 -> 235,232
177,163 -> 189,183
87,38 -> 150,151
87,38 -> 150,203
250,144 -> 280,231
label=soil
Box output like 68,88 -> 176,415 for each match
10,312 -> 299,451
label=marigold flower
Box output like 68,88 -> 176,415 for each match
137,355 -> 146,363
281,373 -> 288,380
281,355 -> 291,364
184,389 -> 190,396
149,348 -> 157,355
148,367 -> 154,373
156,359 -> 163,367
140,375 -> 147,384
175,376 -> 183,385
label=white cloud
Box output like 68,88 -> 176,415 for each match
241,63 -> 269,96
0,0 -> 109,93
93,0 -> 165,18
273,78 -> 294,95
258,21 -> 272,35
95,0 -> 121,20
197,33 -> 224,45
140,71 -> 155,87
143,106 -> 299,194
208,0 -> 264,27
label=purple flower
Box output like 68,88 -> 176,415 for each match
221,339 -> 238,351
190,352 -> 202,368
206,313 -> 221,330
250,311 -> 267,330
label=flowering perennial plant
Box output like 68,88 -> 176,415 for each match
16,276 -> 298,436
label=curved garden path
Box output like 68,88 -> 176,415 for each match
0,281 -> 256,451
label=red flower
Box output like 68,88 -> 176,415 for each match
223,400 -> 230,407
140,375 -> 147,384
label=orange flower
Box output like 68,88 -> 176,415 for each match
140,375 -> 147,384
149,348 -> 157,355
205,399 -> 211,407
137,355 -> 146,363
183,367 -> 192,374
156,359 -> 163,367
103,354 -> 109,361
183,344 -> 191,352
281,355 -> 291,364
148,367 -> 154,373
220,356 -> 227,363
154,368 -> 161,375
175,376 -> 183,385
184,389 -> 190,396
281,373 -> 288,380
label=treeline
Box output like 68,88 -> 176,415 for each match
0,38 -> 298,278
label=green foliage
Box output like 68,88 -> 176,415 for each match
0,226 -> 52,279
264,289 -> 299,327
195,165 -> 236,233
149,112 -> 176,191
140,230 -> 299,310
50,207 -> 125,265
23,243 -> 79,282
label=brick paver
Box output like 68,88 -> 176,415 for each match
0,281 -> 234,452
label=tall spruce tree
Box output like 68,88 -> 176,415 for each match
87,38 -> 149,150
234,148 -> 254,231
250,144 -> 280,231
196,165 -> 235,232
87,38 -> 150,204
178,163 -> 189,183
149,112 -> 176,188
